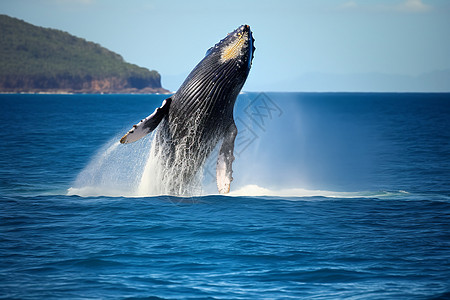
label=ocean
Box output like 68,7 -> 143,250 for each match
0,92 -> 449,299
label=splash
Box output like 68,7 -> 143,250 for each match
68,135 -> 407,199
68,126 -> 216,197
134,132 -> 206,197
68,135 -> 153,197
67,129 -> 394,198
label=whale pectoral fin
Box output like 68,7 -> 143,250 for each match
120,97 -> 172,144
217,122 -> 238,194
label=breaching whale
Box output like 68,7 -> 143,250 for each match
120,25 -> 255,195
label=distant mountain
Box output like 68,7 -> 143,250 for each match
0,15 -> 169,94
272,70 -> 450,93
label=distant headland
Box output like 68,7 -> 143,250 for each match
0,14 -> 170,94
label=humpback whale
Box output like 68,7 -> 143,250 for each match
120,25 -> 255,195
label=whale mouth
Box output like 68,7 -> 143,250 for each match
245,25 -> 256,68
240,25 -> 256,68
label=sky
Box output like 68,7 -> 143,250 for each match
1,0 -> 449,92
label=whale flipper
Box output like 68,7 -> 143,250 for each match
120,97 -> 172,144
216,122 -> 238,194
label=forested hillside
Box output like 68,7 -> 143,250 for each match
0,15 -> 168,93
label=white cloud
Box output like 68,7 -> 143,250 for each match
339,0 -> 432,13
341,1 -> 357,9
49,0 -> 95,5
396,0 -> 432,13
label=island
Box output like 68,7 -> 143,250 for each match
0,14 -> 169,94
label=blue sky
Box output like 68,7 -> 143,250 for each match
1,0 -> 449,91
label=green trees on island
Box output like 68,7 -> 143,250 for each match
0,14 -> 166,93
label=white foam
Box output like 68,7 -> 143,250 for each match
67,186 -> 136,198
228,184 -> 399,199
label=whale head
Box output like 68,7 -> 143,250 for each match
209,24 -> 255,73
177,25 -> 255,101
120,25 -> 255,145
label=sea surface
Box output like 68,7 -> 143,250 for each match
0,92 -> 449,299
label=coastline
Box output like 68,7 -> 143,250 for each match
0,87 -> 171,95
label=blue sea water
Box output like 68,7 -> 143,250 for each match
0,92 -> 449,299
